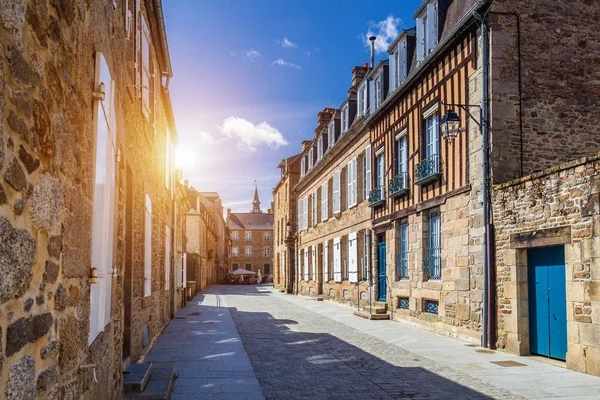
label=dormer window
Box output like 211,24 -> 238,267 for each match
301,157 -> 306,178
375,73 -> 383,109
341,104 -> 349,134
328,120 -> 335,147
317,136 -> 324,161
308,148 -> 314,170
416,0 -> 438,62
357,81 -> 368,117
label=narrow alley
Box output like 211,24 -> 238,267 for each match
148,286 -> 600,400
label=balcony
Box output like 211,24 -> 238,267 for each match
415,154 -> 441,186
368,186 -> 385,208
389,172 -> 409,199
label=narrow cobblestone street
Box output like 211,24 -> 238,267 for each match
156,285 -> 600,400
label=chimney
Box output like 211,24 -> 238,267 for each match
351,65 -> 369,87
184,179 -> 189,190
267,208 -> 271,214
227,208 -> 231,218
301,140 -> 312,152
369,36 -> 376,68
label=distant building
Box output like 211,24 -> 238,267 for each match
227,186 -> 274,277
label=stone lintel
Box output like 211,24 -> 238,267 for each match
509,226 -> 571,249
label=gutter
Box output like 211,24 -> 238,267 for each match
365,0 -> 488,126
153,0 -> 173,82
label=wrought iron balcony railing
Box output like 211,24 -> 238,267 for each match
424,247 -> 441,281
415,154 -> 441,186
395,252 -> 409,280
368,186 -> 385,208
389,172 -> 409,198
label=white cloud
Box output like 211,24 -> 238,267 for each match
220,117 -> 289,151
271,58 -> 301,70
198,131 -> 215,143
363,15 -> 402,54
281,37 -> 297,48
230,48 -> 261,63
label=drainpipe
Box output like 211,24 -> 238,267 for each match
481,14 -> 491,349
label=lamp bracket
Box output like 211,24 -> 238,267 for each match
441,102 -> 482,129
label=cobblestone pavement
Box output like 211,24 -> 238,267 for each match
219,285 -> 523,400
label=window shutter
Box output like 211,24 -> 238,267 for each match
364,145 -> 372,199
333,237 -> 341,282
141,15 -> 150,119
304,197 -> 308,230
311,245 -> 316,281
321,181 -> 328,221
416,17 -> 425,61
333,171 -> 340,214
323,240 -> 329,281
352,158 -> 358,206
182,253 -> 187,288
368,80 -> 375,115
348,232 -> 358,282
346,161 -> 352,209
427,3 -> 438,52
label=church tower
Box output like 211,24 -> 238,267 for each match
252,181 -> 261,213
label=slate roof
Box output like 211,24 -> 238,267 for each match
227,212 -> 274,231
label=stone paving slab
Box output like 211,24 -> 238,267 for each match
145,292 -> 265,400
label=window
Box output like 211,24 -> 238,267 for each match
348,232 -> 358,282
245,232 -> 252,241
311,245 -> 316,281
358,81 -> 368,117
232,232 -> 238,241
398,297 -> 409,309
396,222 -> 409,280
232,247 -> 239,257
424,111 -> 440,158
232,263 -> 239,270
245,246 -> 252,256
323,240 -> 329,281
362,229 -> 370,280
263,264 -> 271,274
176,253 -> 187,289
396,133 -> 408,175
89,53 -> 116,343
375,74 -> 383,109
140,15 -> 151,120
312,190 -> 318,226
321,181 -> 328,222
264,247 -> 271,257
301,157 -> 306,178
333,237 -> 341,282
375,151 -> 385,191
264,232 -> 271,241
280,252 -> 285,277
164,225 -> 170,290
398,40 -> 407,84
425,299 -> 439,314
346,158 -> 358,208
308,148 -> 313,170
425,211 -> 441,280
328,121 -> 335,148
363,145 -> 371,200
341,104 -> 349,133
343,236 -> 350,281
246,263 -> 252,270
144,194 -> 152,297
416,2 -> 438,62
297,197 -> 308,231
303,248 -> 309,281
333,170 -> 341,214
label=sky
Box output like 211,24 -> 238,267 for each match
163,0 -> 423,213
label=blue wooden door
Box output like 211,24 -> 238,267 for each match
378,242 -> 387,301
528,246 -> 567,360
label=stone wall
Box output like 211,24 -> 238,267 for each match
489,1 -> 600,183
230,228 -> 274,276
493,154 -> 600,376
0,0 -> 179,398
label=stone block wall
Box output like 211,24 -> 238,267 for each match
0,0 -> 178,398
230,228 -> 274,276
493,154 -> 600,376
489,0 -> 600,183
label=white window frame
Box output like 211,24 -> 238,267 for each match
245,246 -> 252,256
375,74 -> 382,109
301,157 -> 306,178
303,248 -> 309,281
396,129 -> 408,175
358,82 -> 368,116
363,229 -> 370,279
311,245 -> 317,281
264,232 -> 271,241
89,52 -> 116,344
348,232 -> 358,282
328,121 -> 335,147
308,148 -> 313,170
333,170 -> 341,214
323,240 -> 329,281
232,232 -> 238,241
346,158 -> 358,209
317,136 -> 323,161
245,231 -> 252,241
363,145 -> 372,200
423,105 -> 440,158
333,237 -> 341,282
144,194 -> 152,297
232,247 -> 239,257
312,190 -> 318,226
264,247 -> 271,257
341,104 -> 349,133
321,181 -> 328,222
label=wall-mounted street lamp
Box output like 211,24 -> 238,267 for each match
440,103 -> 482,143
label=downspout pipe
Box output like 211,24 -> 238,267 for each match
480,13 -> 491,349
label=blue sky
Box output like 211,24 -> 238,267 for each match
163,0 -> 423,212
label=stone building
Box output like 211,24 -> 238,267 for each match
493,154 -> 600,377
199,192 -> 228,283
227,187 -> 274,277
185,186 -> 219,293
0,0 -> 187,398
273,154 -> 301,293
293,64 -> 375,304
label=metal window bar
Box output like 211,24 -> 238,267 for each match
368,186 -> 386,206
389,172 -> 409,196
424,247 -> 441,280
415,154 -> 441,183
395,251 -> 409,280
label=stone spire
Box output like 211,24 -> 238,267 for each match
252,181 -> 261,213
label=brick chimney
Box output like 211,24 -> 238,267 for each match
313,108 -> 336,139
301,140 -> 313,152
352,65 -> 369,88
227,208 -> 231,218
